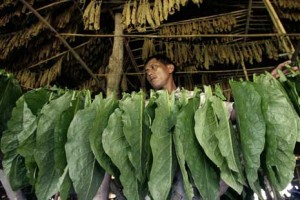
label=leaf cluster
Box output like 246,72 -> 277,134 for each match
0,72 -> 300,200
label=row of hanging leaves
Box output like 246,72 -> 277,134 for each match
1,70 -> 300,200
273,0 -> 300,9
14,57 -> 63,89
142,38 -> 282,70
0,15 -> 50,60
83,0 -> 102,30
159,14 -> 237,38
122,0 -> 203,32
0,3 -> 77,61
280,12 -> 300,22
273,0 -> 300,21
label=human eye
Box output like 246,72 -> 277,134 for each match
151,64 -> 158,70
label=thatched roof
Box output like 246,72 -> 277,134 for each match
1,0 -> 300,93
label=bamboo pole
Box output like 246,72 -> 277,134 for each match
59,32 -> 300,38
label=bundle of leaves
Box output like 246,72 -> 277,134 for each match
0,71 -> 299,200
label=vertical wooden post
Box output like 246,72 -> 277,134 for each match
263,0 -> 294,58
106,13 -> 124,97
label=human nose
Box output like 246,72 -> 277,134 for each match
146,69 -> 153,77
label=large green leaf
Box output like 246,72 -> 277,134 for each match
102,108 -> 141,200
89,94 -> 118,176
173,93 -> 196,200
177,93 -> 220,200
211,93 -> 246,188
17,89 -> 51,157
34,92 -> 74,200
143,92 -> 156,183
148,90 -> 176,200
230,80 -> 265,197
194,87 -> 243,194
18,89 -> 52,186
53,92 -> 85,200
65,100 -> 104,200
0,74 -> 22,138
1,96 -> 35,190
254,73 -> 298,190
119,91 -> 146,183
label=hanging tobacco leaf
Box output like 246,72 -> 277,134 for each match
34,92 -> 75,200
53,92 -> 85,200
148,90 -> 177,200
194,86 -> 244,194
1,88 -> 51,190
119,91 -> 146,183
102,108 -> 142,200
176,90 -> 221,200
254,73 -> 298,191
230,80 -> 266,198
89,94 -> 119,176
0,72 -> 22,138
65,93 -> 105,200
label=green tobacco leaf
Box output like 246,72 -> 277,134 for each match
102,108 -> 141,200
89,94 -> 119,176
57,166 -> 72,200
254,74 -> 298,191
148,90 -> 176,200
65,102 -> 104,200
1,96 -> 35,190
0,75 -> 22,138
34,92 -> 73,200
120,91 -> 146,183
173,95 -> 196,200
210,94 -> 246,187
230,80 -> 265,197
18,89 -> 51,156
54,92 -> 85,199
143,93 -> 156,183
194,87 -> 243,194
177,95 -> 220,200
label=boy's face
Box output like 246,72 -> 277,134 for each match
144,58 -> 174,90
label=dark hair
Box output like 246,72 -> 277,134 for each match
144,54 -> 176,71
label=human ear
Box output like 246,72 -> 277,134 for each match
167,64 -> 175,73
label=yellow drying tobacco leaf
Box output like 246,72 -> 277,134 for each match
228,46 -> 236,65
84,6 -> 92,30
242,46 -> 249,60
153,0 -> 160,26
126,0 -> 131,27
88,0 -> 96,30
94,1 -> 102,30
163,0 -> 169,20
174,0 -> 180,11
180,0 -> 188,6
121,0 -> 131,28
158,0 -> 164,22
247,45 -> 253,64
251,42 -> 262,62
255,42 -> 263,62
145,1 -> 156,29
142,39 -> 150,60
131,0 -> 137,26
168,0 -> 175,15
